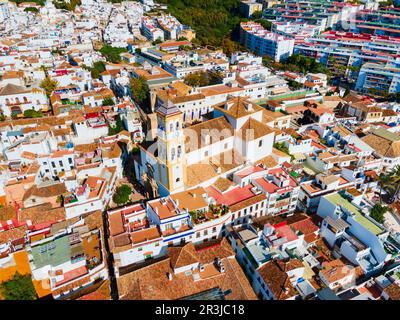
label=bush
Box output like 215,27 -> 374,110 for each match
113,185 -> 132,205
0,272 -> 37,300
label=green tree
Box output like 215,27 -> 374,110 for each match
10,0 -> 45,5
158,0 -> 243,46
208,70 -> 224,85
254,18 -> 272,30
113,184 -> 132,205
102,97 -> 115,106
99,45 -> 127,63
24,7 -> 39,12
370,204 -> 388,224
53,0 -> 81,11
39,77 -> 58,97
221,38 -> 238,56
108,115 -> 124,135
183,71 -> 209,87
0,272 -> 37,300
130,76 -> 149,105
87,61 -> 106,79
251,10 -> 263,19
288,80 -> 303,90
23,109 -> 43,118
152,38 -> 163,46
274,142 -> 290,155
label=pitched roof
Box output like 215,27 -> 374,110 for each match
237,117 -> 274,141
361,134 -> 400,158
257,259 -> 301,300
168,242 -> 199,269
22,182 -> 67,201
184,117 -> 233,153
0,83 -> 30,96
19,203 -> 66,225
213,96 -> 263,119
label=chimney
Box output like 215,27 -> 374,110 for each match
175,199 -> 180,207
155,207 -> 159,214
167,272 -> 173,281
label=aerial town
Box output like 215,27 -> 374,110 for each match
0,0 -> 400,302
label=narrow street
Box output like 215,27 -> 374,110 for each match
101,210 -> 119,300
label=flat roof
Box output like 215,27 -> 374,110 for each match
31,236 -> 71,269
324,193 -> 383,235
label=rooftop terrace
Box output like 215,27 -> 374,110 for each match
325,193 -> 383,235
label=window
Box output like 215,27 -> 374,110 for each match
212,227 -> 217,233
51,162 -> 56,168
196,232 -> 200,238
204,229 -> 208,236
258,140 -> 263,147
204,150 -> 209,157
59,161 -> 63,167
68,158 -> 73,164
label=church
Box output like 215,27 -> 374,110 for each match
134,96 -> 275,197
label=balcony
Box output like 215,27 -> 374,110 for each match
162,223 -> 192,237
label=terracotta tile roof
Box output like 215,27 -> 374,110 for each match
384,283 -> 400,300
19,203 -> 66,226
22,182 -> 67,202
185,149 -> 245,187
184,117 -> 233,153
362,134 -> 400,158
77,280 -> 111,300
237,117 -> 274,141
0,225 -> 27,244
0,205 -> 16,222
168,242 -> 199,269
212,177 -> 235,193
109,211 -> 125,236
130,226 -> 161,244
213,96 -> 264,119
117,239 -> 257,300
320,259 -> 352,284
170,187 -> 208,212
257,259 -> 301,300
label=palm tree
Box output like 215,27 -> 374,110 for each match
388,165 -> 400,200
378,173 -> 394,203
